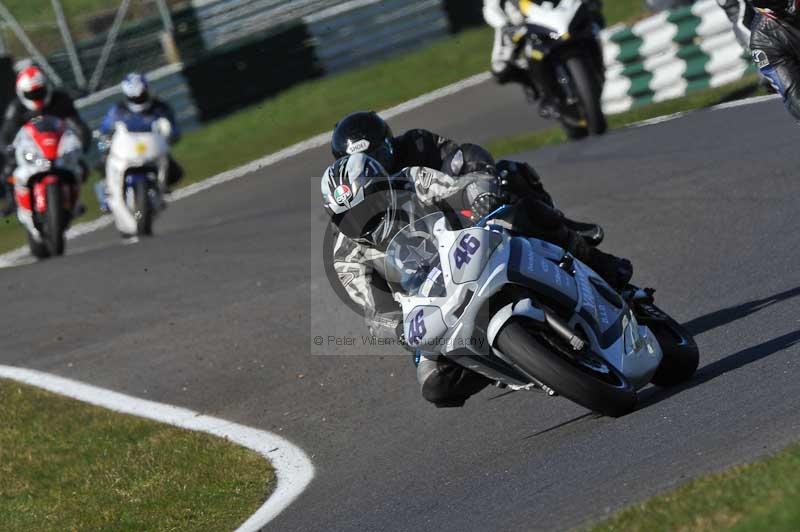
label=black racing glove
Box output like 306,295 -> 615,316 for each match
470,192 -> 506,223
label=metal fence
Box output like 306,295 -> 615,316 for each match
189,0 -> 342,50
305,0 -> 450,74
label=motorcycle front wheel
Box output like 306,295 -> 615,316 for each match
564,55 -> 607,136
134,180 -> 153,236
496,319 -> 636,417
44,183 -> 65,256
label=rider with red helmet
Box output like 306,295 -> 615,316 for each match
0,65 -> 91,215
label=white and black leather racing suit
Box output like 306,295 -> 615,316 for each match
717,0 -> 756,51
750,10 -> 800,121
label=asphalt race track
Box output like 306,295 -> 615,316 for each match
3,79 -> 800,531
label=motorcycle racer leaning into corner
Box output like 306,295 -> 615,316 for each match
95,72 -> 184,211
0,65 -> 91,217
749,0 -> 800,121
322,111 -> 633,408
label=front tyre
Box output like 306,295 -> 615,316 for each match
44,183 -> 65,256
648,320 -> 699,387
134,180 -> 153,236
565,56 -> 607,136
27,232 -> 49,259
496,320 -> 636,417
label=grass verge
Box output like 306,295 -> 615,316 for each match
593,440 -> 800,532
0,378 -> 274,531
0,1 -> 654,255
485,75 -> 767,157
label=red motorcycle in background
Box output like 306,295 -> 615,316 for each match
12,116 -> 85,258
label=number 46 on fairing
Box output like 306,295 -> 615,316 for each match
453,234 -> 481,269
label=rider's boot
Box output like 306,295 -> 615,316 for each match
416,355 -> 492,408
563,216 -> 604,247
567,231 -> 633,290
94,181 -> 110,214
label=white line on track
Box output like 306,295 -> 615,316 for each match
627,93 -> 780,129
0,72 -> 492,268
0,365 -> 314,531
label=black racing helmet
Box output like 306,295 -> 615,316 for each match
322,154 -> 399,247
331,111 -> 395,170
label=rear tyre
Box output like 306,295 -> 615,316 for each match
565,56 -> 607,136
134,180 -> 153,236
495,320 -> 637,417
44,183 -> 65,256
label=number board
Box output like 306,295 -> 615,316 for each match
449,229 -> 503,285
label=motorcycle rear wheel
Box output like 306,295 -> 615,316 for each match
496,319 -> 636,417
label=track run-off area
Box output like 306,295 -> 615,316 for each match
2,76 -> 799,531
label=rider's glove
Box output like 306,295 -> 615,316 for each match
470,192 -> 506,223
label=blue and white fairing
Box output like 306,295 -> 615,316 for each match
385,212 -> 662,389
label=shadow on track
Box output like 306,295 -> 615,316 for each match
639,329 -> 800,408
683,286 -> 800,336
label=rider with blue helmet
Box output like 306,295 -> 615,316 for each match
96,73 -> 184,210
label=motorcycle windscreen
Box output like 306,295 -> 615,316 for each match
384,212 -> 447,297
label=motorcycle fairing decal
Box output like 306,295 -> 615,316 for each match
404,305 -> 447,349
15,188 -> 31,211
25,122 -> 64,161
33,177 -> 58,213
506,238 -> 578,312
449,230 -> 502,285
574,268 -> 627,349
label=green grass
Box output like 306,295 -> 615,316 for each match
604,0 -> 652,26
486,74 -> 767,157
0,379 -> 274,531
593,441 -> 800,531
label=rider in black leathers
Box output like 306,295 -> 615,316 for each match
749,0 -> 800,121
325,112 -> 633,408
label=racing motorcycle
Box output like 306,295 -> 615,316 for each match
102,118 -> 171,237
385,209 -> 698,417
514,0 -> 607,138
12,116 -> 84,259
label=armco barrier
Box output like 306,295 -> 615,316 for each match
600,0 -> 756,115
181,22 -> 321,121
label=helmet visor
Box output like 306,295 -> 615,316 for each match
334,191 -> 393,244
23,87 -> 47,102
128,90 -> 150,105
